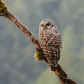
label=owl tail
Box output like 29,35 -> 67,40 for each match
49,62 -> 58,72
55,62 -> 57,67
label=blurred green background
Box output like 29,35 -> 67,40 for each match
0,0 -> 84,84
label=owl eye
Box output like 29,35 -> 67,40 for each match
41,24 -> 44,27
46,23 -> 50,26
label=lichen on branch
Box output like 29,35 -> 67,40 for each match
34,49 -> 47,63
0,0 -> 8,17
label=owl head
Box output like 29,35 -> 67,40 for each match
39,19 -> 56,32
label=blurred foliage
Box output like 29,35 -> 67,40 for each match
0,0 -> 84,84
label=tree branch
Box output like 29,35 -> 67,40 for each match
0,0 -> 77,84
6,10 -> 41,51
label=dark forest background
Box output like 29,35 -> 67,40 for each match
0,0 -> 84,84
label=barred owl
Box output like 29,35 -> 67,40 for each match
39,19 -> 62,71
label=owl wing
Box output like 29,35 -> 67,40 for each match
39,29 -> 62,71
46,30 -> 62,71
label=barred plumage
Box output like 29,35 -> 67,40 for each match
39,19 -> 62,71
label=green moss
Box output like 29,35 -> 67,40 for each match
34,49 -> 48,63
34,49 -> 44,61
0,0 -> 8,17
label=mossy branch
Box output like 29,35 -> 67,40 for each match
0,0 -> 77,84
0,0 -> 41,50
0,0 -> 8,17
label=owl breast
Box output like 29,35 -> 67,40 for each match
39,28 -> 62,69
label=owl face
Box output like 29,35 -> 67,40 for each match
39,19 -> 56,32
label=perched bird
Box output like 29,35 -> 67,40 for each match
39,19 -> 62,71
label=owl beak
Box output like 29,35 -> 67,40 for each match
44,26 -> 46,29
